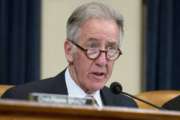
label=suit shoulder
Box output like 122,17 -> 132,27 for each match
101,86 -> 138,108
163,95 -> 180,111
1,71 -> 66,100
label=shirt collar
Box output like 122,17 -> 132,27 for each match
65,68 -> 86,98
65,68 -> 103,106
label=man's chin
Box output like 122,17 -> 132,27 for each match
87,84 -> 104,93
87,73 -> 108,82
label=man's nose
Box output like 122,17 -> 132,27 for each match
95,52 -> 108,67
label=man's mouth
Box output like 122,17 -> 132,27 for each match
93,72 -> 104,76
90,72 -> 106,80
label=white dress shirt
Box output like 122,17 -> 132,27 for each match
65,68 -> 103,107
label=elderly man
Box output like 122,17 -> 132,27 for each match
2,2 -> 137,108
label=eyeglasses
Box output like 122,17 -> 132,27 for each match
69,40 -> 122,61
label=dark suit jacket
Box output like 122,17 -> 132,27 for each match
2,70 -> 137,108
162,95 -> 180,111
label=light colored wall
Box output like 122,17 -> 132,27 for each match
41,0 -> 143,94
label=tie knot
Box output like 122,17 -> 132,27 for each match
85,95 -> 98,106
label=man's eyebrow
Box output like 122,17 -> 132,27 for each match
87,38 -> 99,42
106,41 -> 118,46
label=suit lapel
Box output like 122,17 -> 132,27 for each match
55,70 -> 116,106
51,69 -> 68,95
100,87 -> 114,106
56,70 -> 114,105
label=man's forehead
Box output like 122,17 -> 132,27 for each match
86,38 -> 118,44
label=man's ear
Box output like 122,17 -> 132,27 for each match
64,40 -> 74,63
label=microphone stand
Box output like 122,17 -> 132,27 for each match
121,91 -> 164,110
110,82 -> 165,110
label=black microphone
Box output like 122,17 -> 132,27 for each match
110,82 -> 164,110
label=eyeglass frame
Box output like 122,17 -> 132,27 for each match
68,40 -> 122,61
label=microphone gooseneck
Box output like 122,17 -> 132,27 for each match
110,82 -> 164,110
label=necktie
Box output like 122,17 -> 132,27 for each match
85,95 -> 98,106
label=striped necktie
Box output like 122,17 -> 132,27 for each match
85,95 -> 98,106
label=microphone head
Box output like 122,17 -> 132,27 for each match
110,82 -> 123,94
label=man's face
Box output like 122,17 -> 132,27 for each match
66,18 -> 120,93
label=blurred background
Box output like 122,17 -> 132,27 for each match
0,0 -> 180,94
